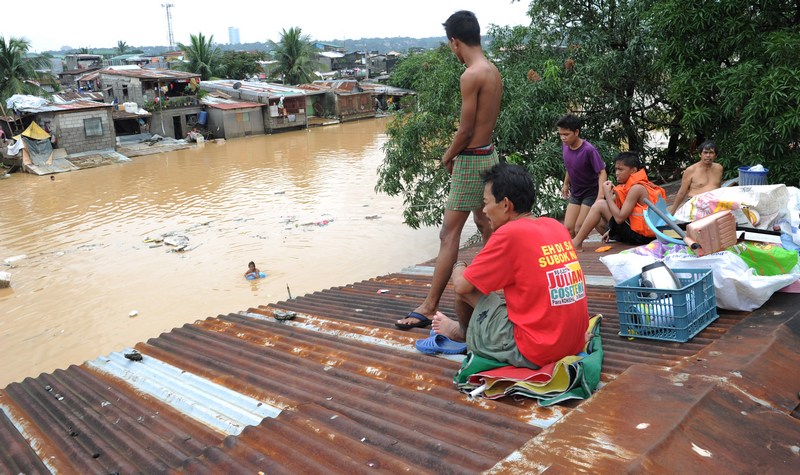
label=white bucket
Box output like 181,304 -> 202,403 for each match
124,102 -> 138,113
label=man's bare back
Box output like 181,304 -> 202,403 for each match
462,59 -> 502,149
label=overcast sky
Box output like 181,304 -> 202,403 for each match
5,1 -> 532,53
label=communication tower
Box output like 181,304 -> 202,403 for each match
162,3 -> 175,49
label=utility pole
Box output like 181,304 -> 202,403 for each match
162,3 -> 175,49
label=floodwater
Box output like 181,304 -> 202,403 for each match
0,118 -> 473,387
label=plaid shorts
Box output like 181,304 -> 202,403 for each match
446,147 -> 499,211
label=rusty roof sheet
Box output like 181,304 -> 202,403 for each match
1,216 -> 798,471
98,67 -> 200,81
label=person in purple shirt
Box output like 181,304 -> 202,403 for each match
556,114 -> 607,238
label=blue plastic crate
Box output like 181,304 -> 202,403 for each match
614,268 -> 717,342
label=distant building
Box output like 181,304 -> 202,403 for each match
228,27 -> 241,45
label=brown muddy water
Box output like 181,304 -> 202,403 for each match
0,118 -> 474,387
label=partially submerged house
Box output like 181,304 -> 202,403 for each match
77,66 -> 201,139
200,96 -> 265,139
6,97 -> 115,155
200,80 -> 313,133
299,80 -> 376,122
358,82 -> 416,111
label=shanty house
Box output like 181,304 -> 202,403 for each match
8,99 -> 116,155
78,66 -> 202,140
200,97 -> 265,139
200,80 -> 312,133
300,80 -> 376,122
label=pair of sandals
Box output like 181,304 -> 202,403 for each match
394,313 -> 466,355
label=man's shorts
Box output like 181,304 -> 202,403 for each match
608,219 -> 653,245
568,192 -> 597,207
446,145 -> 499,212
466,293 -> 540,369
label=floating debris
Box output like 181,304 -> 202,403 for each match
3,254 -> 27,265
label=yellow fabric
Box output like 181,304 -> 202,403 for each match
13,122 -> 50,141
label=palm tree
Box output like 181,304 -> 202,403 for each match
177,33 -> 220,80
116,41 -> 129,55
272,27 -> 315,85
0,36 -> 53,103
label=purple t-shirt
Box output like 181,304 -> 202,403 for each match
562,140 -> 605,199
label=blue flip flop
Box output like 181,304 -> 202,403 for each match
415,330 -> 467,355
395,311 -> 432,330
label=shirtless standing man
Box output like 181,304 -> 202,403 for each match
669,140 -> 724,214
396,10 -> 503,329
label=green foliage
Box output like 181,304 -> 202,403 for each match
176,33 -> 221,81
0,36 -> 54,104
218,50 -> 267,80
116,41 -> 128,55
271,27 -> 316,85
651,0 -> 800,183
376,45 -> 463,228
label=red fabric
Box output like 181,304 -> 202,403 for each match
612,169 -> 666,237
463,217 -> 589,366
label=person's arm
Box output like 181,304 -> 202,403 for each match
595,169 -> 608,201
562,172 -> 571,199
441,69 -> 480,173
452,262 -> 475,295
669,168 -> 693,214
604,182 -> 646,224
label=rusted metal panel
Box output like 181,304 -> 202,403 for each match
1,365 -> 226,473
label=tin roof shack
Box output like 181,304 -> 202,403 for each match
85,67 -> 202,140
12,100 -> 116,156
359,82 -> 416,111
200,97 -> 265,139
303,80 -> 376,122
200,80 -> 310,133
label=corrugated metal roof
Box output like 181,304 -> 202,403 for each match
98,67 -> 200,81
201,80 -> 310,99
1,217 -> 798,472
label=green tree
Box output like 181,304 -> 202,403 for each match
379,1 -> 669,224
177,33 -> 221,80
77,47 -> 90,54
271,27 -> 315,85
376,45 -> 464,228
218,50 -> 267,80
0,36 -> 53,104
650,0 -> 800,184
116,41 -> 129,55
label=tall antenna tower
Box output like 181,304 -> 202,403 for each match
162,3 -> 175,49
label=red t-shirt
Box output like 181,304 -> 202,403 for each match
463,217 -> 589,366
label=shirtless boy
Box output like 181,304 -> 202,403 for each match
396,10 -> 503,329
669,140 -> 724,214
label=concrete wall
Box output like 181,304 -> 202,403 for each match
102,76 -> 145,104
46,109 -> 116,154
150,106 -> 202,139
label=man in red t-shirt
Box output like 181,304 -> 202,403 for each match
433,163 -> 589,368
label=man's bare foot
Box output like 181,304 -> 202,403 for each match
396,306 -> 435,327
432,311 -> 465,342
